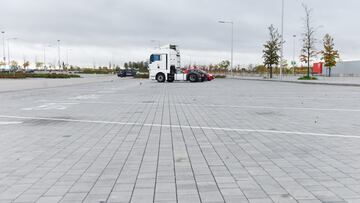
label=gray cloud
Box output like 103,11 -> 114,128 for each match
1,0 -> 359,66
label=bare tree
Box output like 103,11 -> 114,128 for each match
300,4 -> 317,78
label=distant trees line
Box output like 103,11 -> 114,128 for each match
124,61 -> 148,73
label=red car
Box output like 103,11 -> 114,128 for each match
197,70 -> 214,81
207,73 -> 215,81
186,68 -> 215,81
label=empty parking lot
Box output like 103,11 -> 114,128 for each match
1,78 -> 360,203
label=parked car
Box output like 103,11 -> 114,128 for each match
197,70 -> 215,81
25,69 -> 35,73
117,69 -> 136,78
206,73 -> 215,81
186,69 -> 214,82
186,69 -> 205,82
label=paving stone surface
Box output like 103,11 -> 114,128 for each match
0,78 -> 360,203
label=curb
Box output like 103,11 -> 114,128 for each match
231,77 -> 360,87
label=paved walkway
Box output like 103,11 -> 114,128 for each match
0,79 -> 360,203
233,75 -> 360,86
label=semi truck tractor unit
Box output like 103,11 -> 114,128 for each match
148,45 -> 207,83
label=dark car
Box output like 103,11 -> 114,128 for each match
117,69 -> 136,78
186,69 -> 205,82
186,69 -> 214,82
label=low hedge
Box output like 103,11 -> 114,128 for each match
134,72 -> 149,79
79,69 -> 115,74
214,75 -> 226,78
0,72 -> 26,79
0,72 -> 80,79
26,73 -> 81,78
298,76 -> 318,80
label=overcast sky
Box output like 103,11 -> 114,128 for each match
1,0 -> 359,67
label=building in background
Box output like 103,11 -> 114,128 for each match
322,60 -> 360,76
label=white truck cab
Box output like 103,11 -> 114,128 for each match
148,44 -> 187,82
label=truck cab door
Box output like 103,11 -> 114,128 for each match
150,54 -> 168,71
149,54 -> 168,80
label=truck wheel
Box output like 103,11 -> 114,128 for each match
156,73 -> 166,83
188,74 -> 198,82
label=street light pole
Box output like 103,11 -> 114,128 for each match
292,35 -> 296,75
57,40 -> 61,70
150,40 -> 161,49
231,22 -> 234,77
1,31 -> 5,63
7,40 -> 10,66
66,48 -> 72,68
43,46 -> 46,71
7,37 -> 17,67
43,45 -> 52,71
218,20 -> 234,77
280,0 -> 284,79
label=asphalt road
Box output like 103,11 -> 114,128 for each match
1,78 -> 360,203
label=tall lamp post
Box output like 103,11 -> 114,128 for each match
57,40 -> 61,70
150,40 -> 161,49
280,0 -> 285,79
7,37 -> 18,67
66,48 -> 72,69
43,44 -> 52,71
218,20 -> 234,77
292,35 -> 296,75
1,31 -> 5,63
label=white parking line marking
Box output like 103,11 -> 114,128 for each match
194,104 -> 360,113
69,94 -> 99,100
33,100 -> 360,113
0,115 -> 358,139
22,103 -> 78,111
0,121 -> 23,125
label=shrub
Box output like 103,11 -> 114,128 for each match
26,73 -> 81,78
134,72 -> 149,79
79,69 -> 115,74
0,72 -> 26,79
0,72 -> 81,79
214,75 -> 226,79
298,76 -> 318,80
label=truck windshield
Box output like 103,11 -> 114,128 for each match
150,54 -> 161,63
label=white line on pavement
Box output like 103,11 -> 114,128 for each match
0,115 -> 358,139
69,94 -> 99,100
195,104 -> 360,112
34,100 -> 360,112
22,103 -> 78,111
0,121 -> 23,125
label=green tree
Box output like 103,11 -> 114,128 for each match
23,61 -> 30,69
319,34 -> 340,77
218,60 -> 230,72
139,61 -> 149,73
36,62 -> 44,68
10,61 -> 18,68
254,65 -> 267,74
300,4 -> 317,78
262,25 -> 282,78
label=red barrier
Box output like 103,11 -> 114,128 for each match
313,62 -> 323,74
